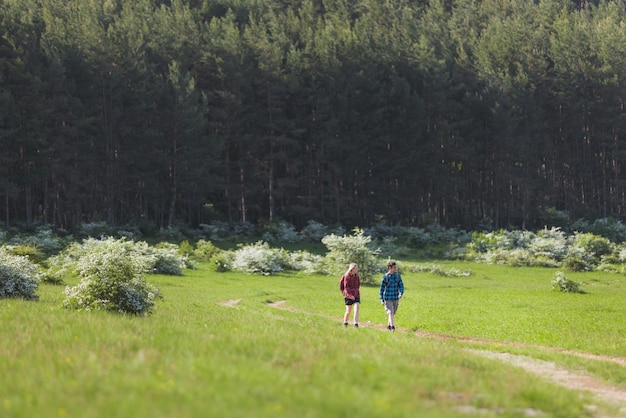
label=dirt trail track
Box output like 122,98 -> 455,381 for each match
220,299 -> 626,416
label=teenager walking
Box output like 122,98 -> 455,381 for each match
339,263 -> 361,328
380,260 -> 404,331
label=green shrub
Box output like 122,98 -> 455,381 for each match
572,232 -> 614,260
178,240 -> 195,257
193,239 -> 221,261
551,271 -> 582,293
563,255 -> 592,272
208,252 -> 233,272
6,245 -> 46,264
40,270 -> 65,285
0,247 -> 40,299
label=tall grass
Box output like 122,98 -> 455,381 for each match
1,262 -> 624,417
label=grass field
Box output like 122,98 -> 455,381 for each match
1,261 -> 625,417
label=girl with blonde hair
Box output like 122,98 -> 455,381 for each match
339,263 -> 361,328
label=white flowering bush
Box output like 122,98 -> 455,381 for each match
322,228 -> 380,284
50,238 -> 147,272
78,221 -> 112,238
284,250 -> 326,274
468,229 -> 534,255
410,228 -> 438,248
528,227 -> 569,261
231,241 -> 287,275
233,222 -> 257,237
7,226 -> 69,256
482,247 -> 530,265
158,226 -> 186,242
467,230 -> 505,254
580,217 -> 626,243
115,225 -> 143,239
423,224 -> 471,245
374,236 -> 401,259
301,220 -> 329,242
198,221 -> 231,240
0,247 -> 40,299
562,246 -> 594,272
364,224 -> 470,249
551,271 -> 582,293
195,221 -> 259,241
151,242 -> 188,275
467,228 -> 570,267
261,220 -> 303,243
616,245 -> 626,263
63,238 -> 161,314
363,223 -> 404,240
51,237 -> 188,277
408,263 -> 472,277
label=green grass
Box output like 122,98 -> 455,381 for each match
1,262 -> 625,417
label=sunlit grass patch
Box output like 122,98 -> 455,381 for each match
1,261 -> 624,417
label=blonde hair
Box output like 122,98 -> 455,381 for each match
344,263 -> 358,276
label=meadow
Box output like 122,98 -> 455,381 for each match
1,260 -> 625,418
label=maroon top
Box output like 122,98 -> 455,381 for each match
340,272 -> 360,300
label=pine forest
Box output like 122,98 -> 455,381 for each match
2,0 -> 626,232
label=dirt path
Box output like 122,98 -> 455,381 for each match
218,299 -> 241,307
255,299 -> 626,415
469,349 -> 626,415
412,329 -> 626,367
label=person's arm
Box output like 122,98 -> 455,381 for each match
398,275 -> 404,298
339,276 -> 345,293
379,274 -> 386,303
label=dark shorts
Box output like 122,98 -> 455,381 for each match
345,297 -> 360,306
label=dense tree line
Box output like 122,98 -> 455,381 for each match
2,0 -> 626,232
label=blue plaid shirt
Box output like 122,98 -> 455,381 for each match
380,272 -> 404,301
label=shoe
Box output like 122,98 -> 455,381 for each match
354,323 -> 359,328
391,326 -> 395,332
343,322 -> 348,327
387,325 -> 392,331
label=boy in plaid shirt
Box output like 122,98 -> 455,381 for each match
380,260 -> 404,331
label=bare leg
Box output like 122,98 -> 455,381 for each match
353,303 -> 360,325
343,305 -> 353,324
